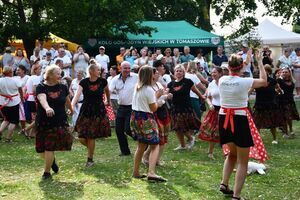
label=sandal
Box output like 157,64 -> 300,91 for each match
219,183 -> 233,195
5,139 -> 12,143
132,174 -> 147,179
147,176 -> 167,182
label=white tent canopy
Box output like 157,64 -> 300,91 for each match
237,18 -> 300,45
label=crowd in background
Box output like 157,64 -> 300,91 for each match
0,42 -> 299,199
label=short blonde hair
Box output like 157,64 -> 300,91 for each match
174,64 -> 185,74
44,64 -> 61,81
88,64 -> 100,76
3,66 -> 13,76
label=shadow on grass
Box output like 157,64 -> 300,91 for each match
81,157 -> 133,189
146,182 -> 182,200
38,179 -> 84,199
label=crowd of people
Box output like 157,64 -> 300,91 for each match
0,43 -> 300,200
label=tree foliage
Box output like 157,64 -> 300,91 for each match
211,0 -> 300,38
1,0 -> 299,56
0,0 -> 153,56
46,0 -> 153,44
261,0 -> 300,23
211,0 -> 258,39
142,0 -> 212,31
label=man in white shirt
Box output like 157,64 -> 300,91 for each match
30,47 -> 42,64
54,48 -> 72,79
40,51 -> 54,70
95,46 -> 110,73
53,43 -> 72,59
37,41 -> 48,60
109,61 -> 138,156
238,44 -> 253,77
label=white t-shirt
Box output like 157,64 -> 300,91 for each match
30,54 -> 42,63
241,53 -> 253,77
107,76 -> 118,100
95,54 -> 110,73
278,55 -> 291,68
70,78 -> 84,102
40,59 -> 54,70
54,50 -> 72,59
14,75 -> 29,88
207,80 -> 220,106
39,48 -> 48,59
158,74 -> 172,88
54,56 -> 72,77
185,73 -> 201,99
0,77 -> 22,106
26,75 -> 41,101
132,86 -> 156,113
292,56 -> 300,72
135,57 -> 148,66
219,76 -> 253,115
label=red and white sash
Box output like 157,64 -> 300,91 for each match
222,107 -> 268,163
0,93 -> 19,110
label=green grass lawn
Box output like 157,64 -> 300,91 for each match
1,103 -> 300,200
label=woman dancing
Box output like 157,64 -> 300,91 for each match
218,51 -> 268,200
72,64 -> 111,167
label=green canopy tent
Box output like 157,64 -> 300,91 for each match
86,21 -> 223,49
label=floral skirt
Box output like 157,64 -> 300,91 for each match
35,124 -> 73,153
199,107 -> 220,143
171,107 -> 201,133
279,102 -> 300,121
130,111 -> 159,145
75,102 -> 111,139
253,104 -> 285,129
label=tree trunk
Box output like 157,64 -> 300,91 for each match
23,37 -> 35,59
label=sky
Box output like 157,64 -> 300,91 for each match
210,1 -> 293,36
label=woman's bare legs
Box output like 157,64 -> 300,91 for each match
133,142 -> 147,177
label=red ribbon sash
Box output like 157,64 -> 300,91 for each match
0,93 -> 19,110
221,107 -> 269,163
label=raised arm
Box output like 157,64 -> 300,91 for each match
252,50 -> 268,89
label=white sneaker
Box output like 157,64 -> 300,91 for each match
208,153 -> 215,159
283,134 -> 290,139
188,136 -> 195,149
271,140 -> 278,145
290,132 -> 295,138
173,146 -> 187,151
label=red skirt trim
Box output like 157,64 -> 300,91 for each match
222,107 -> 268,163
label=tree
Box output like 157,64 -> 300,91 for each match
211,0 -> 258,38
142,0 -> 213,31
211,0 -> 300,38
0,0 -> 153,56
1,0 -> 51,57
46,0 -> 153,44
261,0 -> 300,24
